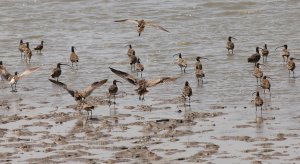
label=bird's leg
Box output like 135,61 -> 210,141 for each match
189,97 -> 191,106
184,67 -> 186,73
293,71 -> 295,78
139,95 -> 141,100
269,89 -> 271,97
141,72 -> 143,78
90,110 -> 93,120
256,78 -> 259,85
289,70 -> 290,77
11,84 -> 14,92
114,95 -> 116,104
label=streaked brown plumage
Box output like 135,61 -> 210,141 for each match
253,63 -> 263,85
50,63 -> 70,81
109,67 -> 178,101
77,100 -> 95,120
194,56 -> 208,70
135,58 -> 144,77
18,40 -> 27,58
226,36 -> 236,54
195,65 -> 205,84
23,42 -> 32,63
253,91 -> 263,113
34,41 -> 44,53
275,45 -> 289,63
108,80 -> 122,104
0,61 -> 7,80
248,47 -> 261,65
260,76 -> 271,96
287,57 -> 297,77
70,46 -> 79,67
129,51 -> 137,71
1,66 -> 40,92
182,81 -> 192,106
114,19 -> 169,37
48,79 -> 108,101
127,44 -> 135,57
261,44 -> 269,62
174,53 -> 187,73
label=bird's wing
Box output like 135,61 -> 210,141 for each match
18,67 -> 40,79
82,79 -> 108,97
146,23 -> 169,32
48,79 -> 75,97
109,67 -> 137,85
114,19 -> 139,25
146,77 -> 179,88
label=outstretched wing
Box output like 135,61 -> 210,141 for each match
114,19 -> 139,25
82,79 -> 108,97
146,23 -> 169,32
146,77 -> 179,87
109,67 -> 137,85
48,79 -> 75,97
18,67 -> 40,79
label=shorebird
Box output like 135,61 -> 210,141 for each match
0,61 -> 8,80
260,76 -> 271,96
49,79 -> 108,101
253,63 -> 264,85
253,91 -> 263,114
34,41 -> 44,53
1,67 -> 40,92
195,65 -> 205,84
248,47 -> 261,65
50,63 -> 71,81
287,57 -> 299,78
129,51 -> 137,71
226,36 -> 236,54
275,45 -> 289,63
109,67 -> 178,101
182,81 -> 192,106
23,42 -> 32,63
18,40 -> 27,58
173,53 -> 187,73
261,44 -> 269,62
114,19 -> 169,36
108,80 -> 122,104
70,46 -> 79,67
77,101 -> 95,120
135,58 -> 144,78
127,44 -> 135,57
194,56 -> 208,70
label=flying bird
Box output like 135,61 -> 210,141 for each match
1,66 -> 40,92
114,19 -> 169,36
48,79 -> 108,101
109,67 -> 178,101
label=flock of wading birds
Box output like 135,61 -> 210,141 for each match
0,19 -> 298,118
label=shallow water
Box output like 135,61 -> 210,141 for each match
1,0 -> 300,163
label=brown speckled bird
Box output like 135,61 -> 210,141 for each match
182,81 -> 192,106
34,41 -> 44,53
109,67 -> 178,101
108,80 -> 122,104
70,46 -> 79,67
226,36 -> 236,54
48,79 -> 108,101
114,19 -> 169,37
260,76 -> 271,96
135,58 -> 144,78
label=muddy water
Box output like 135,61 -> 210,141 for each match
1,0 -> 300,163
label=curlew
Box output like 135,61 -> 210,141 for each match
287,57 -> 299,78
18,40 -> 27,58
248,47 -> 261,65
260,76 -> 271,96
1,67 -> 40,92
275,45 -> 289,63
261,44 -> 269,62
195,65 -> 205,84
109,67 -> 178,101
34,41 -> 44,54
182,81 -> 192,106
253,63 -> 264,85
108,80 -> 122,104
226,36 -> 237,54
50,63 -> 70,81
23,42 -> 32,63
135,58 -> 144,78
127,44 -> 135,57
70,46 -> 79,67
49,79 -> 108,102
114,19 -> 169,36
253,91 -> 263,114
174,53 -> 187,73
